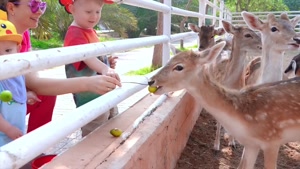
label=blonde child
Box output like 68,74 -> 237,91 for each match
60,0 -> 121,136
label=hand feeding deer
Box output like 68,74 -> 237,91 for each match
149,41 -> 300,169
190,21 -> 262,151
243,12 -> 300,86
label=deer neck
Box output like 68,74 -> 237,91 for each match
257,38 -> 284,84
189,68 -> 246,132
222,39 -> 247,89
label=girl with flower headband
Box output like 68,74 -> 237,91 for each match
0,0 -> 121,135
59,0 -> 121,137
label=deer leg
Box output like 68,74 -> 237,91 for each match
214,122 -> 222,152
227,133 -> 236,148
237,146 -> 259,169
263,146 -> 279,169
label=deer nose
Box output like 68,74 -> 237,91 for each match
148,80 -> 155,86
293,37 -> 300,44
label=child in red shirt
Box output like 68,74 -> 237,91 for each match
60,0 -> 121,137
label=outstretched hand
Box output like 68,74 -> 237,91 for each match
86,75 -> 122,95
108,56 -> 118,69
5,125 -> 23,140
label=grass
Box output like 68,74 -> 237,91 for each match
31,35 -> 63,49
125,66 -> 156,76
178,44 -> 198,52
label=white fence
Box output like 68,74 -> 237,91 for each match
0,0 -> 231,168
231,11 -> 300,32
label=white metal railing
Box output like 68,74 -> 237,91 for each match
231,11 -> 300,32
0,0 -> 231,168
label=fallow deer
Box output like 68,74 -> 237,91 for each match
284,53 -> 300,77
189,23 -> 231,51
212,21 -> 262,151
149,42 -> 300,169
242,12 -> 300,86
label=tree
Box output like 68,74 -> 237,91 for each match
152,0 -> 164,68
283,0 -> 300,11
225,0 -> 289,12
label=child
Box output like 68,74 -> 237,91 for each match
60,0 -> 121,137
0,10 -> 27,146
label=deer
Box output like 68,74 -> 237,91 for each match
189,23 -> 232,52
148,41 -> 300,169
190,21 -> 262,151
208,21 -> 262,151
284,53 -> 300,77
242,12 -> 300,86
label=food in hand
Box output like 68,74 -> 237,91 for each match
110,128 -> 123,137
148,86 -> 157,93
0,90 -> 13,102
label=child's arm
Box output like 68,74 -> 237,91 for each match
84,58 -> 121,82
0,114 -> 23,140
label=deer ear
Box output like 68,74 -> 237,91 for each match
290,15 -> 300,28
222,20 -> 234,34
189,23 -> 200,33
196,41 -> 226,64
242,11 -> 264,32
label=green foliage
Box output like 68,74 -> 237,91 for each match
122,5 -> 158,38
284,0 -> 300,10
225,0 -> 289,12
31,33 -> 63,49
102,4 -> 138,38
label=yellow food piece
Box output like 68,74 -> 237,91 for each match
0,90 -> 13,102
110,128 -> 123,137
148,86 -> 157,93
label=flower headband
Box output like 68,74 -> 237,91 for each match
59,0 -> 114,14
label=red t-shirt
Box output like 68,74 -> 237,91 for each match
64,26 -> 100,71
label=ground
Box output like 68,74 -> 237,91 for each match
175,51 -> 300,169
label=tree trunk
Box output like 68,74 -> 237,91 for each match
179,0 -> 193,48
152,0 -> 164,68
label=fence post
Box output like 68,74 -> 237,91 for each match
162,0 -> 171,66
199,0 -> 206,26
213,0 -> 217,24
219,0 -> 224,26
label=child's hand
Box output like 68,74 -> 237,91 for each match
103,68 -> 121,83
26,91 -> 41,105
108,56 -> 118,69
5,125 -> 23,140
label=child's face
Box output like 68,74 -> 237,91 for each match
0,41 -> 19,55
71,0 -> 104,29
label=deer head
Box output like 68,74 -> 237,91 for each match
189,23 -> 225,51
148,42 -> 226,95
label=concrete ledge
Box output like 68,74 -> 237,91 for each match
44,91 -> 202,169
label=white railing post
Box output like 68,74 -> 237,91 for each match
162,0 -> 171,66
219,0 -> 224,26
213,0 -> 217,24
199,0 -> 206,26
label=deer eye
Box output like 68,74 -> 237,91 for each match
174,65 -> 184,71
271,27 -> 278,32
245,34 -> 252,38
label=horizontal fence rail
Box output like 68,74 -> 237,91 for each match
232,11 -> 300,32
0,0 -> 231,168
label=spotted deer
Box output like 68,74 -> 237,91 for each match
242,12 -> 300,86
149,42 -> 300,169
284,53 -> 300,77
212,20 -> 262,151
